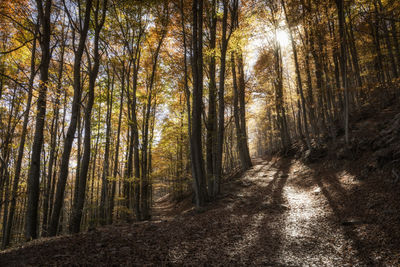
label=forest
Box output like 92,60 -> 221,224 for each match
0,0 -> 400,265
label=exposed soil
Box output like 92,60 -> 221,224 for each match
1,153 -> 400,266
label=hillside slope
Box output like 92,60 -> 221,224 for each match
1,103 -> 400,266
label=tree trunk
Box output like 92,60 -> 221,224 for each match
236,53 -> 252,168
282,0 -> 311,150
42,25 -> 65,237
2,23 -> 39,248
214,0 -> 231,196
70,0 -> 107,233
109,66 -> 124,224
336,0 -> 349,144
206,0 -> 217,198
191,0 -> 208,207
48,0 -> 92,236
377,0 -> 398,79
25,0 -> 52,241
100,64 -> 113,226
231,53 -> 251,170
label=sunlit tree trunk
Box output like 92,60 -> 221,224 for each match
281,0 -> 311,151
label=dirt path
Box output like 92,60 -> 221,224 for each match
220,157 -> 397,266
212,157 -> 358,266
1,157 -> 399,266
240,158 -> 359,265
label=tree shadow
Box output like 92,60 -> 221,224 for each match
224,158 -> 291,265
162,157 -> 292,265
305,160 -> 400,265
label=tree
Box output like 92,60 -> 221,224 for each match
281,0 -> 311,151
25,0 -> 52,241
335,0 -> 349,144
70,0 -> 107,233
49,0 -> 93,237
190,0 -> 208,207
3,18 -> 39,248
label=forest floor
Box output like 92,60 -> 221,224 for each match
1,103 -> 400,266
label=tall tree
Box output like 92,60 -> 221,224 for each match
336,0 -> 349,144
25,0 -> 52,241
3,21 -> 39,248
236,53 -> 252,168
190,0 -> 208,207
281,0 -> 311,151
49,0 -> 93,236
70,0 -> 107,233
214,0 -> 232,196
206,0 -> 217,197
140,7 -> 168,219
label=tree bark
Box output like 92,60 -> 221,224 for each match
282,0 -> 311,150
25,0 -> 52,241
214,0 -> 231,196
206,0 -> 217,198
2,23 -> 39,248
49,0 -> 92,236
336,0 -> 349,144
109,66 -> 124,224
236,53 -> 252,168
231,53 -> 251,170
70,0 -> 107,233
42,25 -> 66,237
191,0 -> 208,207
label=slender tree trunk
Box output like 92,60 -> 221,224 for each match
141,18 -> 166,220
371,2 -> 386,83
125,62 -> 133,214
109,67 -> 124,224
214,0 -> 231,196
49,0 -> 92,236
132,53 -> 141,220
347,13 -> 363,88
303,26 -> 318,138
191,0 -> 208,207
206,0 -> 217,197
25,0 -> 52,241
42,27 -> 65,236
231,53 -> 250,170
336,0 -> 349,144
2,24 -> 39,248
274,37 -> 291,150
100,64 -> 113,225
282,0 -> 311,150
70,0 -> 107,233
391,20 -> 400,71
236,53 -> 252,168
377,0 -> 398,79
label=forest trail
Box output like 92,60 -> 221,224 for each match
1,157 -> 399,266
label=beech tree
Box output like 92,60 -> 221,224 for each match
25,0 -> 52,241
0,0 -> 399,249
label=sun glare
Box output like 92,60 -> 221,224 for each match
276,29 -> 290,48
